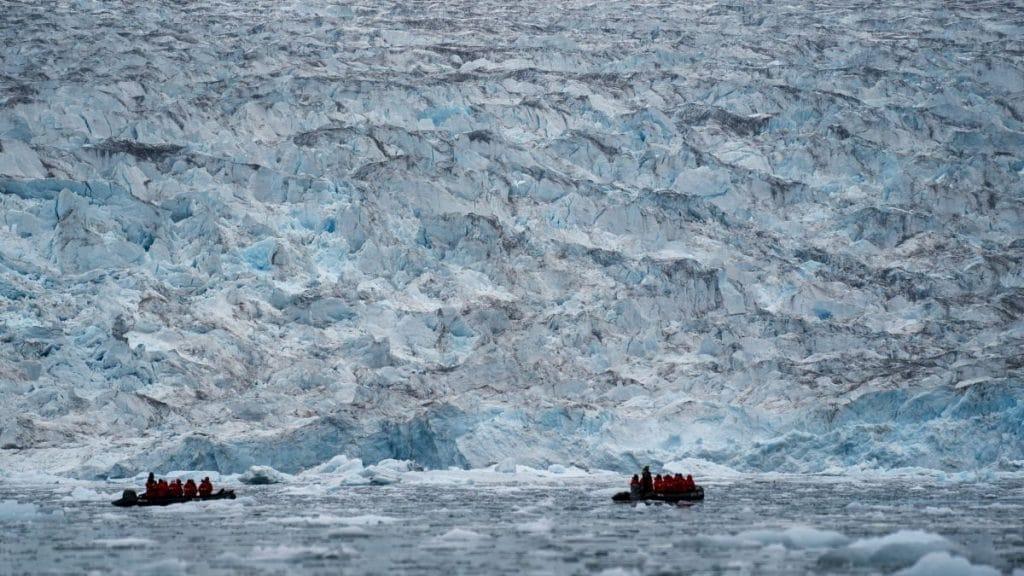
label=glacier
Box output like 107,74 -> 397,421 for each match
0,0 -> 1022,479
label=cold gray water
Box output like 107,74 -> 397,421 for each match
2,478 -> 1022,575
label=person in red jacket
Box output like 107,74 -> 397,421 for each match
199,477 -> 213,497
686,474 -> 695,491
169,479 -> 183,498
653,474 -> 663,492
183,479 -> 198,498
156,479 -> 169,500
674,473 -> 685,492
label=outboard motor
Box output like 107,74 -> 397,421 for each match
112,489 -> 139,507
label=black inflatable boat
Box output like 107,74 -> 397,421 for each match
612,486 -> 704,503
112,489 -> 237,507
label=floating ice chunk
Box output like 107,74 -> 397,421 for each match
247,545 -> 338,561
339,514 -> 397,526
63,486 -> 105,501
302,458 -> 375,486
273,514 -> 349,526
694,534 -> 764,548
495,458 -> 518,474
427,528 -> 489,548
359,459 -> 412,485
735,526 -> 849,549
274,513 -> 395,526
94,537 -> 155,548
546,464 -> 568,474
239,465 -> 293,485
597,569 -> 640,576
302,455 -> 366,481
847,530 -> 952,555
0,500 -> 42,520
138,558 -> 191,575
821,530 -> 958,570
328,526 -> 369,538
515,517 -> 553,533
893,552 -> 999,576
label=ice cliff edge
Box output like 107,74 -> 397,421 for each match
1,0 -> 1022,478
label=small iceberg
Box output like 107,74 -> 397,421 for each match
238,466 -> 293,485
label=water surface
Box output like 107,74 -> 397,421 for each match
2,478 -> 1022,574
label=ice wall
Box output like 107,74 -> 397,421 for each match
0,0 -> 1022,477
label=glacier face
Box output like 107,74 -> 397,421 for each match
0,0 -> 1022,478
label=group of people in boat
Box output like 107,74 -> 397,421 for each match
144,472 -> 214,501
629,466 -> 696,495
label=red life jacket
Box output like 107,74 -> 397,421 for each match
654,476 -> 663,492
686,475 -> 695,490
184,480 -> 198,498
199,480 -> 213,496
156,481 -> 169,499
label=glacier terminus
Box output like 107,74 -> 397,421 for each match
1,0 -> 1023,481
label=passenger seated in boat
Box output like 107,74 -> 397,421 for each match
183,479 -> 198,498
654,474 -> 663,492
156,479 -> 169,500
640,467 -> 653,494
199,477 -> 213,497
674,473 -> 684,492
686,474 -> 695,490
169,479 -> 183,498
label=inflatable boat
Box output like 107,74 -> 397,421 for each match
612,486 -> 704,503
111,489 -> 236,507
